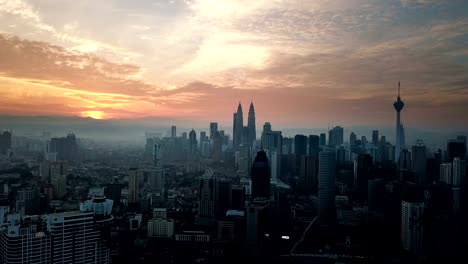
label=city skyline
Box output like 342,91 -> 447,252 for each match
1,0 -> 468,128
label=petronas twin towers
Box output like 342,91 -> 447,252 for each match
233,101 -> 256,150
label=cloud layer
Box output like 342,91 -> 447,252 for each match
0,0 -> 467,128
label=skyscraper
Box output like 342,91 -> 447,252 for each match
319,133 -> 326,147
49,133 -> 77,162
248,101 -> 256,145
328,126 -> 344,147
210,122 -> 218,139
308,135 -> 320,156
300,155 -> 318,191
212,131 -> 223,161
198,176 -> 217,224
412,141 -> 427,186
349,132 -> 357,147
251,150 -> 270,200
318,150 -> 336,224
233,102 -> 243,150
150,145 -> 165,194
0,130 -> 11,155
401,201 -> 424,255
447,139 -> 466,162
128,168 -> 139,204
189,129 -> 197,155
394,82 -> 405,161
261,122 -> 272,148
171,126 -> 177,138
294,135 -> 308,175
372,130 -> 379,145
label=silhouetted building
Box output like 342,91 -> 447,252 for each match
354,154 -> 372,201
319,133 -> 326,147
248,101 -> 256,146
210,122 -> 218,139
350,132 -> 357,148
49,134 -> 77,162
105,183 -> 122,205
328,126 -> 344,147
401,201 -> 424,255
447,139 -> 466,162
171,126 -> 177,138
0,131 -> 11,155
233,102 -> 243,150
128,168 -> 140,204
319,150 -> 336,225
294,134 -> 307,174
251,151 -> 270,200
308,135 -> 320,156
300,155 -> 318,191
394,82 -> 405,161
198,176 -> 217,224
412,141 -> 427,186
189,129 -> 197,155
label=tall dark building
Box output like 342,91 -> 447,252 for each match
355,154 -> 373,201
412,141 -> 427,186
308,135 -> 320,156
447,139 -> 466,162
248,101 -> 256,146
212,131 -> 223,161
300,155 -> 318,191
251,151 -> 270,199
318,150 -> 336,224
372,130 -> 379,145
394,82 -> 405,161
210,122 -> 218,139
189,129 -> 197,155
105,183 -> 122,205
319,133 -> 326,147
261,122 -> 272,148
0,131 -> 11,155
350,132 -> 357,147
171,126 -> 177,138
233,102 -> 243,150
49,134 -> 77,162
294,135 -> 307,174
328,126 -> 344,147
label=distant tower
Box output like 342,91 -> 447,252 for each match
394,82 -> 405,161
233,102 -> 243,150
171,126 -> 177,138
248,101 -> 256,146
318,150 -> 336,225
189,129 -> 197,155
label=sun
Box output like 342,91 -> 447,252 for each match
81,111 -> 105,120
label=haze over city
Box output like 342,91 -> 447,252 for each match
1,0 -> 468,129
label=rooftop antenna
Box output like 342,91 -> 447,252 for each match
398,81 -> 401,98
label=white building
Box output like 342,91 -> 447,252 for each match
147,218 -> 174,239
401,201 -> 424,254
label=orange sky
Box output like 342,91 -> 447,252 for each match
0,0 -> 467,128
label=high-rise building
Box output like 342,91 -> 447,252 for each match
0,213 -> 51,264
248,102 -> 256,145
171,126 -> 177,138
212,131 -> 223,161
0,131 -> 12,155
189,129 -> 197,155
105,183 -> 122,205
372,130 -> 379,145
148,218 -> 174,239
150,145 -> 165,195
300,155 -> 318,190
318,150 -> 336,224
294,135 -> 308,175
128,168 -> 140,204
394,82 -> 405,161
328,126 -> 344,147
49,134 -> 78,162
319,133 -> 326,147
263,131 -> 282,181
308,135 -> 320,156
261,122 -> 272,148
210,122 -> 218,139
245,200 -> 270,250
412,141 -> 427,186
349,132 -> 357,147
198,176 -> 217,224
440,163 -> 452,185
452,157 -> 466,186
251,151 -> 270,200
447,139 -> 466,162
233,102 -> 244,150
354,154 -> 372,200
401,201 -> 424,255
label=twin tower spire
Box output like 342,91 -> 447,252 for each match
233,101 -> 256,150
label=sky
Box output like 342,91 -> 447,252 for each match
0,0 -> 467,128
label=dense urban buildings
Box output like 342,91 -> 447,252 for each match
0,95 -> 467,264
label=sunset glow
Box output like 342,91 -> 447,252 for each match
0,0 -> 467,127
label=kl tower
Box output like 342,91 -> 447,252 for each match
394,81 -> 405,161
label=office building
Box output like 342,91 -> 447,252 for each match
372,130 -> 379,145
447,139 -> 466,162
210,122 -> 218,139
49,133 -> 77,162
251,150 -> 270,200
300,155 -> 318,190
328,126 -> 344,147
319,133 -> 326,147
171,126 -> 177,138
128,168 -> 140,204
452,157 -> 466,186
245,200 -> 270,250
148,218 -> 174,239
0,131 -> 11,155
308,135 -> 320,156
233,102 -> 244,150
412,141 -> 427,186
248,101 -> 256,145
401,201 -> 424,255
261,122 -> 272,148
198,176 -> 217,224
318,150 -> 336,224
294,134 -> 308,174
189,129 -> 197,155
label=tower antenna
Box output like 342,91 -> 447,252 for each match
398,81 -> 401,97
